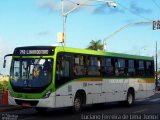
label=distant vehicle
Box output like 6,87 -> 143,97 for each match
3,46 -> 155,113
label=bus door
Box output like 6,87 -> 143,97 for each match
86,56 -> 103,104
55,53 -> 73,107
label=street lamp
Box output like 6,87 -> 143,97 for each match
156,41 -> 158,87
103,21 -> 152,51
61,0 -> 117,46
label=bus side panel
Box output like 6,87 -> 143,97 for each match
86,81 -> 102,104
103,79 -> 128,102
54,78 -> 155,108
119,79 -> 128,101
37,93 -> 55,108
146,82 -> 155,98
130,79 -> 147,99
55,78 -> 104,107
55,84 -> 73,108
73,78 -> 103,105
102,79 -> 114,102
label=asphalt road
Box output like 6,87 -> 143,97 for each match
0,93 -> 160,120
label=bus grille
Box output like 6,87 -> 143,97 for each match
15,99 -> 39,106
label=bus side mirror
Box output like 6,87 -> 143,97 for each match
3,59 -> 6,68
3,54 -> 13,68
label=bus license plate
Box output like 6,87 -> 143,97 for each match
22,103 -> 31,107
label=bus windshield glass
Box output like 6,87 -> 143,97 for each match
10,58 -> 53,88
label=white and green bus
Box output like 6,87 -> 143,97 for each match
3,46 -> 155,113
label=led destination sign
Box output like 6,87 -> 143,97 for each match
13,46 -> 55,56
20,50 -> 49,55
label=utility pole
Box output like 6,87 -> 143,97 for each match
155,41 -> 158,87
61,0 -> 117,47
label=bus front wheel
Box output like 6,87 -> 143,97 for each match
125,90 -> 134,106
73,95 -> 82,113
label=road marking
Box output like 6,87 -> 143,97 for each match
132,109 -> 148,114
149,98 -> 160,102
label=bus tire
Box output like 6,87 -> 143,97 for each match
125,89 -> 134,106
72,95 -> 82,113
35,107 -> 47,114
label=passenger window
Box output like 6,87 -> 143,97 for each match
146,61 -> 153,76
138,60 -> 145,76
55,54 -> 72,89
87,56 -> 100,76
101,58 -> 114,76
115,59 -> 125,76
73,55 -> 86,76
56,56 -> 70,79
128,60 -> 135,77
61,60 -> 70,77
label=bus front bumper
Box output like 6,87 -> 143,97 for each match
8,93 -> 55,108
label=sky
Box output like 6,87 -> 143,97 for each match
0,0 -> 160,74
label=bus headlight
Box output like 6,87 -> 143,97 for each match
42,90 -> 51,99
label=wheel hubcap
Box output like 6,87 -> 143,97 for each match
128,94 -> 133,104
75,98 -> 81,111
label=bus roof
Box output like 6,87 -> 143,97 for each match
13,46 -> 154,61
55,46 -> 154,61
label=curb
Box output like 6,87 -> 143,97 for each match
0,106 -> 24,112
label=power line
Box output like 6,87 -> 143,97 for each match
65,0 -> 79,5
152,0 -> 160,11
118,2 -> 152,21
66,0 -> 153,21
66,0 -> 104,7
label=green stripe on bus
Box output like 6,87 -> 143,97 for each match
55,47 -> 153,60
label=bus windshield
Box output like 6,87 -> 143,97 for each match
10,58 -> 53,89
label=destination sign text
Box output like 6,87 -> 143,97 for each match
20,50 -> 49,55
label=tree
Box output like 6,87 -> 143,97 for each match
0,80 -> 8,90
86,40 -> 103,51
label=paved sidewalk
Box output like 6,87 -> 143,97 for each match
0,104 -> 23,112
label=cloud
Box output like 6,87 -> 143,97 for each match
36,0 -> 59,12
35,0 -> 153,17
129,1 -> 152,15
0,38 -> 12,75
0,39 -> 7,74
35,0 -> 124,15
0,38 -> 7,55
35,0 -> 79,13
93,4 -> 125,14
0,40 -> 4,50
